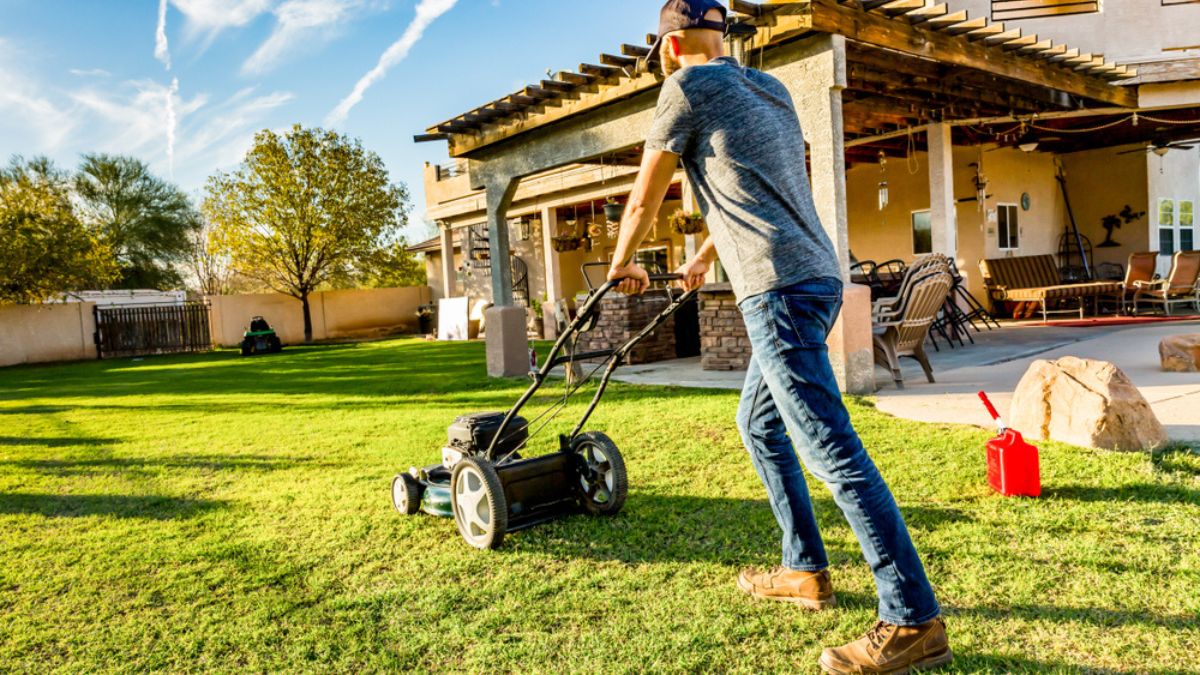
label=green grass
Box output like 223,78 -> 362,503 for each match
1,338 -> 1197,673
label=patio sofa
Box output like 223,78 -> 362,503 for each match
980,254 -> 1122,322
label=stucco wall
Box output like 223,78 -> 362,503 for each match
207,286 -> 433,347
0,303 -> 98,367
845,144 -> 1152,299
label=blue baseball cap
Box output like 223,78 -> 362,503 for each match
644,0 -> 728,69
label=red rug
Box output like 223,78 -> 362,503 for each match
1028,315 -> 1200,328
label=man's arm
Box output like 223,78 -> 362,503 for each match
606,149 -> 679,295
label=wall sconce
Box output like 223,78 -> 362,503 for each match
511,218 -> 531,242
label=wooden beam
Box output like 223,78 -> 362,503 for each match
600,53 -> 637,69
580,62 -> 620,79
413,133 -> 448,143
810,0 -> 1136,107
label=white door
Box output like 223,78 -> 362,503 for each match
1156,198 -> 1196,278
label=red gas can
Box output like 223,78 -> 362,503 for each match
978,392 -> 1041,498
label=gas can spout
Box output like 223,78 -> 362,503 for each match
977,391 -> 1007,433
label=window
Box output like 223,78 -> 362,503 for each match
1159,199 -> 1177,256
1180,200 -> 1195,252
997,204 -> 1019,250
634,246 -> 670,275
992,0 -> 1099,20
911,210 -> 932,255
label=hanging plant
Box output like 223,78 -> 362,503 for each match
603,197 -> 624,224
668,209 -> 705,235
551,234 -> 582,252
587,219 -> 604,239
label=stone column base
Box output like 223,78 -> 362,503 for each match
485,306 -> 530,378
826,283 -> 874,395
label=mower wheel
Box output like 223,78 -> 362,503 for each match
451,457 -> 508,549
571,432 -> 627,516
391,473 -> 423,515
240,342 -> 253,356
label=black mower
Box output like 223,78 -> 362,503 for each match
240,316 -> 283,356
391,263 -> 699,549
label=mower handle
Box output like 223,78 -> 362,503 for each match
581,261 -> 682,292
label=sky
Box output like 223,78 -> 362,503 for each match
0,0 -> 653,241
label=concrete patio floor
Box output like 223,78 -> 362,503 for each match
609,320 -> 1200,444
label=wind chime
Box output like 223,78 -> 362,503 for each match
877,151 -> 889,212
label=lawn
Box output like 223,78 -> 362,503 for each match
1,338 -> 1197,673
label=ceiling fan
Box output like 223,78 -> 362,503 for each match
1118,136 -> 1199,157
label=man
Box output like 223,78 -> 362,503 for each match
606,1 -> 952,672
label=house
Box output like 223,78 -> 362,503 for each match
413,0 -> 1200,390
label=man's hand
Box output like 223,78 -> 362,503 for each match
675,256 -> 710,292
607,262 -> 650,296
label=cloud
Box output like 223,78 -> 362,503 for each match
156,0 -> 172,69
170,0 -> 274,36
166,78 -> 180,176
69,68 -> 112,78
242,0 -> 360,75
325,0 -> 459,126
0,40 -> 78,150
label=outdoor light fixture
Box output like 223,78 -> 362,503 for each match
1016,122 -> 1039,153
511,218 -> 531,242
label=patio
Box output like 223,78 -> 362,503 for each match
606,319 -> 1200,444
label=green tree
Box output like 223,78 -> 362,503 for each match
204,125 -> 408,342
358,239 -> 426,288
74,154 -> 201,290
0,156 -> 117,304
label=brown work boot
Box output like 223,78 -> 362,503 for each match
819,618 -> 952,674
736,566 -> 836,610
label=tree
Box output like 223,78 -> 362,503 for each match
184,220 -> 238,296
0,156 -> 117,304
358,238 -> 427,288
74,154 -> 201,290
204,125 -> 408,342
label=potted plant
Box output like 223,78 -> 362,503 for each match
603,197 -> 624,224
416,304 -> 435,335
668,209 -> 705,235
551,218 -> 582,252
528,294 -> 546,337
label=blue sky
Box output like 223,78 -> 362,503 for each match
0,0 -> 653,240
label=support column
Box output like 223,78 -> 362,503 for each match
482,178 -> 528,377
777,34 -> 872,394
540,205 -> 562,339
438,224 -> 455,299
927,122 -> 958,258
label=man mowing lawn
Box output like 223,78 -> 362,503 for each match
607,1 -> 950,672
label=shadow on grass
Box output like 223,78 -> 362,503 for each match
521,494 -> 973,566
1043,482 -> 1200,505
0,493 -> 226,519
0,436 -> 116,448
949,600 -> 1199,633
948,652 -> 1186,674
1151,446 -> 1200,477
2,454 -> 322,475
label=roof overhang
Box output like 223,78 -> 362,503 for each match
418,0 -> 1139,158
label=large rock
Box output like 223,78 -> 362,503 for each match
1159,334 -> 1200,372
1009,356 -> 1167,452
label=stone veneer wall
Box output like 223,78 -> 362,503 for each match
699,285 -> 751,371
575,290 -> 677,365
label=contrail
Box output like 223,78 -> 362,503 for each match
166,77 -> 179,177
155,0 -> 171,69
325,0 -> 459,126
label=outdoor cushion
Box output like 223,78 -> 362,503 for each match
981,255 -> 1120,301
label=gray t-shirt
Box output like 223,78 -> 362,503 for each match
645,56 -> 840,301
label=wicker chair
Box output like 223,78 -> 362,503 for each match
1133,251 -> 1200,315
873,269 -> 954,389
1098,251 -> 1158,314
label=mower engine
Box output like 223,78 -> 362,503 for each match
441,412 -> 528,469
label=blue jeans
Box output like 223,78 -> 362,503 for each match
736,277 -> 940,626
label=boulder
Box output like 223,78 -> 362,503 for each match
1009,356 -> 1167,452
1159,334 -> 1200,373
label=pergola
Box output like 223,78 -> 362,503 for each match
417,0 -> 1139,388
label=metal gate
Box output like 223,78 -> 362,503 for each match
94,303 -> 212,359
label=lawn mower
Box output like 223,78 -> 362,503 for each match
240,316 -> 283,356
391,263 -> 699,549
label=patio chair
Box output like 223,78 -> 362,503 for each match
873,254 -> 951,321
1132,251 -> 1200,316
1098,251 -> 1158,314
873,269 -> 954,389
